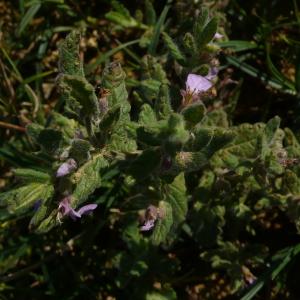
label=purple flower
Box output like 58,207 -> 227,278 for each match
58,196 -> 97,221
186,73 -> 213,94
33,199 -> 42,211
180,69 -> 218,106
140,219 -> 155,231
56,158 -> 77,178
76,204 -> 98,216
213,32 -> 223,39
139,205 -> 164,232
205,67 -> 218,81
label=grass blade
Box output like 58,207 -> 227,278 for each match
85,39 -> 140,75
0,48 -> 22,80
23,71 -> 54,84
266,42 -> 295,91
147,3 -> 170,55
18,3 -> 41,36
226,55 -> 296,95
241,243 -> 300,300
218,40 -> 257,52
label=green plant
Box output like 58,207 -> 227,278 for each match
1,2 -> 300,299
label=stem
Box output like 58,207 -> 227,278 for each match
0,121 -> 26,132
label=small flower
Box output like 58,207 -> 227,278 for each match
140,219 -> 155,231
57,196 -> 97,222
56,158 -> 77,178
139,205 -> 165,232
33,199 -> 42,212
180,70 -> 218,106
76,204 -> 98,216
186,73 -> 214,94
213,32 -> 223,40
205,67 -> 218,81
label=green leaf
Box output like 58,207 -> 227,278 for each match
105,11 -> 139,28
181,102 -> 206,126
0,183 -> 54,214
101,62 -> 137,152
69,139 -> 92,165
14,168 -> 51,183
162,114 -> 189,155
137,120 -> 166,146
139,104 -> 157,126
99,105 -> 121,131
111,0 -> 131,17
183,32 -> 197,53
36,210 -> 59,234
155,84 -> 173,120
26,123 -> 44,143
195,17 -> 218,49
162,32 -> 185,62
164,173 -> 187,226
72,155 -> 108,206
145,0 -> 156,25
189,126 -> 233,152
260,116 -> 281,159
29,203 -> 50,228
210,123 -> 265,169
58,74 -> 100,122
59,31 -> 84,77
193,7 -> 209,36
37,129 -> 63,155
51,112 -> 78,139
201,108 -> 229,127
107,127 -> 137,152
151,201 -> 173,245
284,127 -> 300,157
139,79 -> 162,101
102,62 -> 129,115
141,55 -> 169,84
162,151 -> 208,175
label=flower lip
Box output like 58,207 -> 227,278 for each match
214,32 -> 223,39
140,219 -> 155,231
57,196 -> 97,221
186,73 -> 213,94
77,204 -> 98,216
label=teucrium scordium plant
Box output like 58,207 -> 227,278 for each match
1,8 -> 300,296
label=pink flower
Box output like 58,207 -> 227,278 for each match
139,205 -> 165,232
140,219 -> 155,231
186,73 -> 213,94
58,196 -> 97,221
181,68 -> 218,106
56,159 -> 77,177
214,32 -> 223,39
